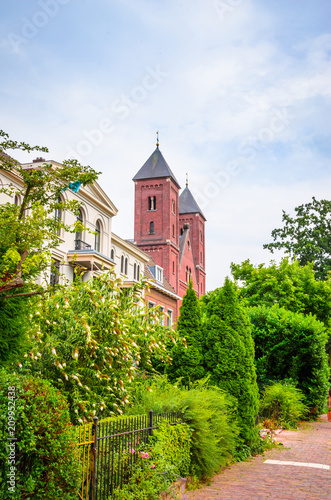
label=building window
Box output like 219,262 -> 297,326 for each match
14,194 -> 21,206
124,257 -> 128,275
172,200 -> 175,215
111,248 -> 115,260
172,224 -> 175,238
167,309 -> 173,327
200,231 -> 203,243
159,306 -> 164,325
134,263 -> 140,281
50,258 -> 60,287
76,208 -> 84,242
54,196 -> 62,236
149,221 -> 155,234
201,282 -> 203,293
156,266 -> 163,283
148,301 -> 155,309
148,196 -> 156,211
200,251 -> 203,262
95,220 -> 101,252
172,261 -> 175,274
180,228 -> 183,235
121,255 -> 124,273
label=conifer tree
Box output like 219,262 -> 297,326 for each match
203,278 -> 259,445
166,280 -> 204,384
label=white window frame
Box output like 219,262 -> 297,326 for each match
155,265 -> 163,283
167,309 -> 173,327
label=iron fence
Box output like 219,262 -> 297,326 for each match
77,410 -> 183,500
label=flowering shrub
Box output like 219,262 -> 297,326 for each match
111,447 -> 171,500
19,272 -> 176,423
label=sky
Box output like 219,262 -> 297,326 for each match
1,0 -> 330,291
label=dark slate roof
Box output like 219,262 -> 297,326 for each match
179,186 -> 206,220
133,147 -> 180,188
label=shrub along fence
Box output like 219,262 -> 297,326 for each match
77,410 -> 183,500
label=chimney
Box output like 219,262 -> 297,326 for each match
33,157 -> 45,163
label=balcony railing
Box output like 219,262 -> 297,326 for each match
74,239 -> 92,251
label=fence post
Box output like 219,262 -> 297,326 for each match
148,410 -> 153,438
91,416 -> 98,500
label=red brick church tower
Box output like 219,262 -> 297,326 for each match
133,140 -> 206,307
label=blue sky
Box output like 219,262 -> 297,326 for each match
1,0 -> 330,290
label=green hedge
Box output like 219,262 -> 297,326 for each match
0,371 -> 80,500
249,305 -> 329,413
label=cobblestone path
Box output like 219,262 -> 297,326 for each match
186,414 -> 331,500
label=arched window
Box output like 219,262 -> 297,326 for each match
148,196 -> 156,211
137,265 -> 140,279
76,208 -> 83,242
172,224 -> 175,238
14,194 -> 21,206
172,200 -> 175,215
134,263 -> 137,280
121,255 -> 124,274
95,220 -> 101,252
172,261 -> 175,274
149,221 -> 155,234
124,257 -> 128,275
50,258 -> 60,287
54,196 -> 62,236
111,248 -> 115,261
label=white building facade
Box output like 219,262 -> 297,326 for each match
0,158 -> 147,286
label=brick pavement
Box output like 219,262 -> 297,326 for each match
186,414 -> 331,500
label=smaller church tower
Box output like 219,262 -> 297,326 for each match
179,181 -> 206,297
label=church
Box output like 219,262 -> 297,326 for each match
132,140 -> 206,319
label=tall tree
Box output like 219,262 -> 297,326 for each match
0,130 -> 99,298
264,197 -> 331,280
166,280 -> 204,384
203,278 -> 259,445
230,258 -> 331,330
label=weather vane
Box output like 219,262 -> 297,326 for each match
156,131 -> 159,148
186,173 -> 188,186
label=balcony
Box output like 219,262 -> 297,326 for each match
75,239 -> 92,250
67,240 -> 114,272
